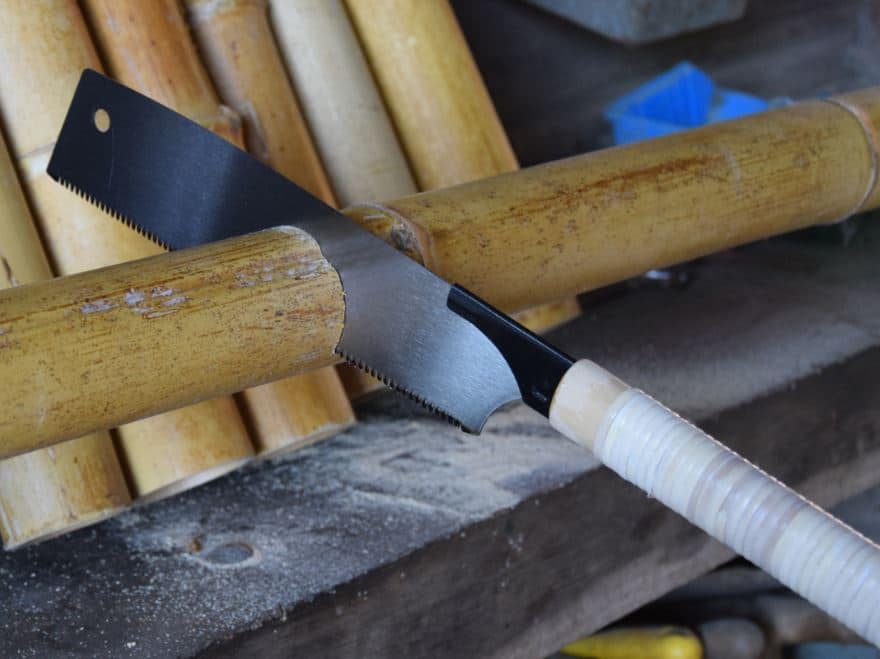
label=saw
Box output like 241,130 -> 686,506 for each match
39,70 -> 880,642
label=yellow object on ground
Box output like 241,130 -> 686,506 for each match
561,626 -> 703,659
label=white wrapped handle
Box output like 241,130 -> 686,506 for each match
549,360 -> 880,644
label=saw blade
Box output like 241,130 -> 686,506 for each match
48,70 -> 520,432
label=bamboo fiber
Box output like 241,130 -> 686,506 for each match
184,0 -> 356,456
69,0 -> 254,501
2,89 -> 879,453
0,122 -> 130,549
345,0 -> 581,332
268,0 -> 417,399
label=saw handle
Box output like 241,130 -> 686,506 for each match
549,359 -> 880,644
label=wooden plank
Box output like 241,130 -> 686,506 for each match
202,346 -> 880,657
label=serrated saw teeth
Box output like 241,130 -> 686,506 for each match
52,175 -> 171,251
335,348 -> 465,430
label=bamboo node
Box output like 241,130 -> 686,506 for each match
823,96 -> 879,221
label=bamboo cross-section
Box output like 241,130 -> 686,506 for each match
0,123 -> 130,550
47,0 -> 254,502
268,0 -> 420,400
346,0 -> 581,333
2,88 -> 878,453
184,0 -> 356,457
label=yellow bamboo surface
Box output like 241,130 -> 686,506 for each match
0,122 -> 130,549
346,0 -> 580,333
185,0 -> 356,456
0,0 -> 133,548
268,0 -> 416,207
0,229 -> 345,458
1,90 -> 879,456
345,95 -> 880,312
73,0 -> 254,501
268,0 -> 418,399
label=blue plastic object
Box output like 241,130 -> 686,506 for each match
605,62 -> 769,145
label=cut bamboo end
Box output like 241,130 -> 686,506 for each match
345,0 -> 580,331
80,0 -> 258,496
0,91 -> 131,549
185,0 -> 357,453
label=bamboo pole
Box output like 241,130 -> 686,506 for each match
268,0 -> 419,399
0,123 -> 130,549
345,0 -> 581,333
5,0 -> 248,503
184,0 -> 356,456
1,90 -> 879,453
268,0 -> 417,206
0,0 -> 134,547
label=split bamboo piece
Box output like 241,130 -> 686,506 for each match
346,0 -> 581,333
12,0 -> 251,503
2,89 -> 879,451
0,124 -> 130,550
268,0 -> 420,400
184,0 -> 356,456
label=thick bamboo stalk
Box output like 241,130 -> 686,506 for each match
268,0 -> 417,206
345,92 -> 880,312
0,0 -> 133,547
1,89 -> 879,455
0,123 -> 130,549
184,0 -> 356,456
67,0 -> 254,501
346,0 -> 580,333
0,229 -> 344,458
268,0 -> 417,399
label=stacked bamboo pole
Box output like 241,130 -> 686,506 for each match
2,88 -> 879,452
0,0 -> 134,548
0,123 -> 130,550
345,0 -> 581,333
6,0 -> 247,503
268,0 -> 420,399
183,0 -> 356,456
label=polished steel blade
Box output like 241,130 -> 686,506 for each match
48,70 -> 520,431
